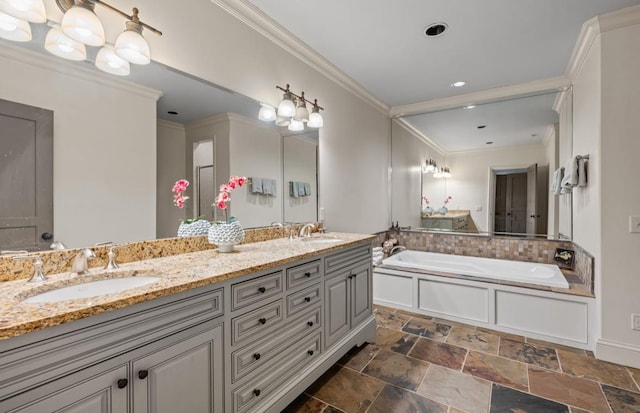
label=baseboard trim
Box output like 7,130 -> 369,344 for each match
596,338 -> 640,368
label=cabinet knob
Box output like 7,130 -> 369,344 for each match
253,389 -> 261,397
258,287 -> 266,294
253,353 -> 261,360
304,296 -> 311,303
117,378 -> 128,389
348,275 -> 354,279
259,318 -> 267,325
304,272 -> 311,277
307,321 -> 314,327
138,370 -> 148,380
307,350 -> 314,356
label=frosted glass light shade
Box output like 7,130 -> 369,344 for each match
258,104 -> 276,122
45,26 -> 86,60
95,45 -> 130,76
115,29 -> 150,65
277,95 -> 295,118
0,0 -> 46,23
275,116 -> 290,127
61,5 -> 105,47
288,119 -> 304,132
307,111 -> 323,128
294,103 -> 309,123
0,11 -> 30,42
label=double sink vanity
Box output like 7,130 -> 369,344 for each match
0,233 -> 376,413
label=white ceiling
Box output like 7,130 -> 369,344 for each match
246,0 -> 640,107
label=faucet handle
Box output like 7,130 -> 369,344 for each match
105,246 -> 120,270
13,255 -> 47,283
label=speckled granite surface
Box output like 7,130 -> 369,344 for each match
421,210 -> 470,219
0,232 -> 373,341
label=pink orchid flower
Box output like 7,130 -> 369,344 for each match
216,200 -> 227,210
172,179 -> 189,194
173,194 -> 189,208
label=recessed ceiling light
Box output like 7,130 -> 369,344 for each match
451,81 -> 466,88
486,141 -> 494,145
424,23 -> 448,37
464,105 -> 476,109
477,125 -> 486,129
168,111 -> 179,115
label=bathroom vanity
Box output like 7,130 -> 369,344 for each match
0,234 -> 375,413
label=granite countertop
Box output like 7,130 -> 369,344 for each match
0,232 -> 374,341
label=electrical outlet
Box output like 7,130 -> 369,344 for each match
632,314 -> 640,331
630,216 -> 640,233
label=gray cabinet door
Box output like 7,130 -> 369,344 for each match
351,263 -> 372,327
132,324 -> 223,413
325,270 -> 350,349
0,365 -> 128,413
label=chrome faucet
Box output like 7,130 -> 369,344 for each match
49,241 -> 67,250
72,248 -> 96,275
299,223 -> 316,238
271,222 -> 284,227
389,245 -> 407,256
13,255 -> 48,283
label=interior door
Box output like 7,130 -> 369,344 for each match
526,163 -> 538,235
0,99 -> 53,251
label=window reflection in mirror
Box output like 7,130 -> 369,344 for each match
391,88 -> 573,240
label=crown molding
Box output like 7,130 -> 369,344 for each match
565,17 -> 600,82
390,76 -> 570,118
185,112 -> 231,131
209,0 -> 390,115
597,3 -> 640,33
393,118 -> 446,157
446,142 -> 547,157
0,42 -> 163,101
157,118 -> 186,133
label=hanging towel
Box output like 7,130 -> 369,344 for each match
251,177 -> 263,194
263,179 -> 277,196
551,167 -> 565,195
560,157 -> 579,192
577,157 -> 588,187
303,182 -> 311,196
289,181 -> 300,198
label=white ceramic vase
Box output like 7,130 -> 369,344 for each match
177,220 -> 211,237
208,221 -> 245,252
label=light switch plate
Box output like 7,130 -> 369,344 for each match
633,314 -> 640,331
629,216 -> 640,233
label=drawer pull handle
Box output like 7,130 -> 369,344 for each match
307,321 -> 314,327
304,296 -> 311,303
307,350 -> 314,356
304,271 -> 312,277
253,389 -> 261,397
138,370 -> 148,380
253,353 -> 261,360
258,287 -> 266,294
348,275 -> 354,279
117,378 -> 128,389
259,318 -> 267,325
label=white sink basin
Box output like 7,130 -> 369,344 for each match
23,276 -> 161,304
300,237 -> 343,245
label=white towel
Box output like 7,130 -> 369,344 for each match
551,167 -> 564,195
577,158 -> 588,187
263,179 -> 277,196
560,157 -> 579,192
303,182 -> 311,196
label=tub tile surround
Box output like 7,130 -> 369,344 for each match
0,223 -> 318,283
0,231 -> 368,340
284,305 -> 640,412
374,229 -> 594,296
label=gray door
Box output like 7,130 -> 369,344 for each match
325,271 -> 350,349
351,263 -> 372,327
526,163 -> 538,235
0,99 -> 53,251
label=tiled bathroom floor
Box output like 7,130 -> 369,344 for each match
283,305 -> 640,413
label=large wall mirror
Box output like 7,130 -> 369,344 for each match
391,88 -> 573,240
0,28 -> 318,250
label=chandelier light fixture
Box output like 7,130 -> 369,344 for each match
0,0 -> 162,76
260,84 -> 324,131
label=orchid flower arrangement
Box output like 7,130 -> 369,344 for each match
214,176 -> 247,223
172,179 -> 205,224
422,196 -> 430,206
444,196 -> 452,205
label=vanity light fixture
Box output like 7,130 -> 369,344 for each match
0,0 -> 162,76
442,167 -> 452,179
451,81 -> 466,88
262,84 -> 324,131
422,159 -> 437,173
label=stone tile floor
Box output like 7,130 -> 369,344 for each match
283,305 -> 640,413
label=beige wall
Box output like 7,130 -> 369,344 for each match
157,120 -> 187,239
283,134 -> 318,224
0,46 -> 159,248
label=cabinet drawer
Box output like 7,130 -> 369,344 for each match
324,245 -> 371,276
286,259 -> 322,290
231,271 -> 283,311
232,300 -> 283,346
232,332 -> 321,413
286,283 -> 321,317
231,306 -> 320,382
